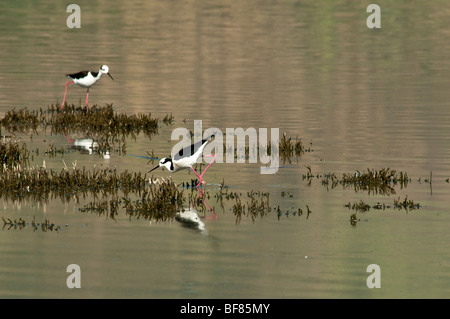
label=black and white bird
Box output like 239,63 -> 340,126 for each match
60,65 -> 114,111
149,135 -> 216,188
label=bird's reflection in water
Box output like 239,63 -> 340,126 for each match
176,188 -> 217,234
175,208 -> 207,234
65,129 -> 110,159
70,137 -> 99,155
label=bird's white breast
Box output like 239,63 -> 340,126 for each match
72,72 -> 101,88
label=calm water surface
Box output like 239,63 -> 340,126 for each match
1,0 -> 450,299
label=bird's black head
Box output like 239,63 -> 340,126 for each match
149,157 -> 174,173
161,158 -> 171,165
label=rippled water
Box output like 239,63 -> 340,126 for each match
1,0 -> 450,299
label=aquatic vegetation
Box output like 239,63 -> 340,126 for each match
0,106 -> 428,229
51,104 -> 160,137
0,140 -> 29,170
79,181 -> 218,223
345,200 -> 371,212
214,184 -> 269,224
276,206 -> 310,220
44,143 -> 67,158
222,132 -> 310,162
316,168 -> 410,195
281,191 -> 294,198
0,163 -> 149,204
123,178 -> 184,222
279,132 -> 306,159
0,104 -> 173,142
346,196 -> 421,226
79,198 -> 121,220
341,168 -> 409,188
349,213 -> 359,227
2,216 -> 62,232
0,140 -> 283,224
79,178 -> 217,223
0,104 -> 170,162
231,190 -> 271,224
0,108 -> 39,133
393,196 -> 421,211
162,113 -> 175,125
345,196 -> 420,213
186,189 -> 213,213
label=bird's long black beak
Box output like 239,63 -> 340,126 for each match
148,165 -> 159,173
107,73 -> 114,81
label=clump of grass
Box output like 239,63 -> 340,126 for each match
320,168 -> 410,195
276,206 -> 310,220
80,182 -> 216,223
0,162 -> 149,203
123,178 -> 184,222
346,196 -> 421,226
214,182 -> 240,201
44,143 -> 68,158
345,196 -> 420,212
186,189 -> 212,213
0,140 -> 29,170
350,213 -> 359,227
393,196 -> 420,211
342,168 -> 409,186
2,217 -> 26,230
0,108 -> 39,133
345,200 -> 371,212
231,191 -> 271,224
0,104 -> 174,142
2,216 -> 61,232
162,113 -> 175,125
281,191 -> 294,198
49,104 -> 160,139
79,198 -> 121,220
279,132 -> 305,158
222,132 -> 310,162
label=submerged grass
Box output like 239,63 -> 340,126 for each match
2,216 -> 62,232
0,107 -> 433,227
123,179 -> 184,222
279,132 -> 307,160
312,167 -> 410,195
346,196 -> 421,227
222,132 -> 310,162
0,104 -> 172,144
0,140 -> 29,170
214,185 -> 272,224
0,163 -> 149,204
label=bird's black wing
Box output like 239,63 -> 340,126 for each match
173,135 -> 215,161
66,71 -> 90,79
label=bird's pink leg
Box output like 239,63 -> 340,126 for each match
60,81 -> 73,110
197,189 -> 217,219
200,154 -> 217,179
191,154 -> 216,189
190,167 -> 204,188
85,88 -> 89,112
64,127 -> 75,143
